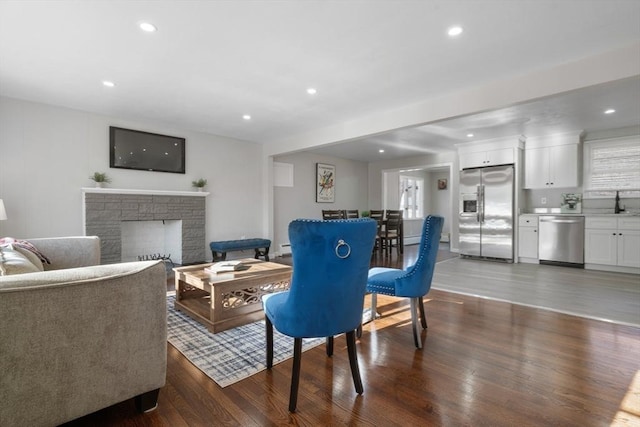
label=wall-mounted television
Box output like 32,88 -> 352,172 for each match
109,126 -> 186,174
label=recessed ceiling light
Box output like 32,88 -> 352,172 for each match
102,80 -> 115,87
243,114 -> 251,120
139,22 -> 157,32
448,26 -> 463,37
379,149 -> 385,153
307,88 -> 317,95
604,109 -> 616,114
467,133 -> 474,138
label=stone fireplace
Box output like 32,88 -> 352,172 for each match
83,188 -> 207,265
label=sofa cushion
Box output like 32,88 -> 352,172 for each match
0,244 -> 42,276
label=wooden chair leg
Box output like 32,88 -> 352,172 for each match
346,331 -> 363,394
326,336 -> 334,356
371,292 -> 377,322
418,296 -> 428,329
289,338 -> 303,412
410,297 -> 422,349
266,316 -> 274,368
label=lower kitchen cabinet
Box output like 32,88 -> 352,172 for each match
585,216 -> 640,270
618,229 -> 640,268
518,215 -> 538,262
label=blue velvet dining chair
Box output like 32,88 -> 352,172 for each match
366,215 -> 444,349
262,218 -> 377,412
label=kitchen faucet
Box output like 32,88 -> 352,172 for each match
614,191 -> 625,214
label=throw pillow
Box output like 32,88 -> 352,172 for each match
13,245 -> 45,271
0,244 -> 41,276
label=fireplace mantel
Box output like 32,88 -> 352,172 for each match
82,187 -> 209,197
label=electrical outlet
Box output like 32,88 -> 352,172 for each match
541,197 -> 547,205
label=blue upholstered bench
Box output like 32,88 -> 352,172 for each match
209,238 -> 271,262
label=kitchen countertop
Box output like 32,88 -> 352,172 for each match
521,211 -> 640,217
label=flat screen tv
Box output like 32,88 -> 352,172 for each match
109,126 -> 186,174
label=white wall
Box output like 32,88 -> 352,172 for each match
272,152 -> 368,253
428,170 -> 451,238
368,151 -> 458,250
0,97 -> 263,260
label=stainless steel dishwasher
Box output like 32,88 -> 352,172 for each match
538,215 -> 585,267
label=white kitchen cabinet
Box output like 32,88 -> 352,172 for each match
518,215 -> 538,261
524,143 -> 579,189
618,218 -> 640,268
460,147 -> 514,169
584,228 -> 618,265
585,216 -> 640,270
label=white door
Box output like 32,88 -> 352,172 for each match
518,227 -> 538,259
549,144 -> 579,188
584,229 -> 617,265
617,230 -> 640,268
524,147 -> 549,189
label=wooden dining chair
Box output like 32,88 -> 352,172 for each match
322,210 -> 343,220
368,210 -> 385,255
385,210 -> 404,254
344,210 -> 359,218
381,215 -> 401,256
369,210 -> 384,221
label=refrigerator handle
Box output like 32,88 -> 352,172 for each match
480,185 -> 485,223
476,185 -> 481,223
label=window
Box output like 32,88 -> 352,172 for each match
584,136 -> 640,197
399,176 -> 423,219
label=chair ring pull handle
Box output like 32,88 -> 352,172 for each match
335,239 -> 351,259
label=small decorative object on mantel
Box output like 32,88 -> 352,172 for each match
89,172 -> 111,188
192,178 -> 208,192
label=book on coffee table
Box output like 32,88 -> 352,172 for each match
205,260 -> 250,273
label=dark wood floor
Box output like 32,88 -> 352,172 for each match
65,245 -> 640,426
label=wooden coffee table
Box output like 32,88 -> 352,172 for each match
173,258 -> 292,333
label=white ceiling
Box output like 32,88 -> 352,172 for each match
311,76 -> 640,162
1,1 -> 639,162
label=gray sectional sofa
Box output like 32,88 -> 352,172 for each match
0,236 -> 167,427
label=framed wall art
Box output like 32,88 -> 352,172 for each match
316,163 -> 335,203
438,179 -> 448,190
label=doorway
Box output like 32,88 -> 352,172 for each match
382,164 -> 453,245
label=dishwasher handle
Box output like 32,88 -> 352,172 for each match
540,217 -> 584,224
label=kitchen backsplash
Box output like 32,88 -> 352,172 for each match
522,188 -> 640,215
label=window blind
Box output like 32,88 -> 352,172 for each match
585,136 -> 640,192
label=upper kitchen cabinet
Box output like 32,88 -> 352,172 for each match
459,147 -> 514,169
524,131 -> 583,189
457,136 -> 524,170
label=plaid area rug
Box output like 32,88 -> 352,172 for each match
166,294 -> 325,387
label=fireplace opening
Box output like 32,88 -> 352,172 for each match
137,253 -> 175,268
121,220 -> 183,265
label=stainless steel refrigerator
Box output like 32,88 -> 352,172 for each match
459,164 -> 514,260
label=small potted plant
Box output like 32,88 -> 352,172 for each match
89,172 -> 111,188
192,178 -> 208,192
